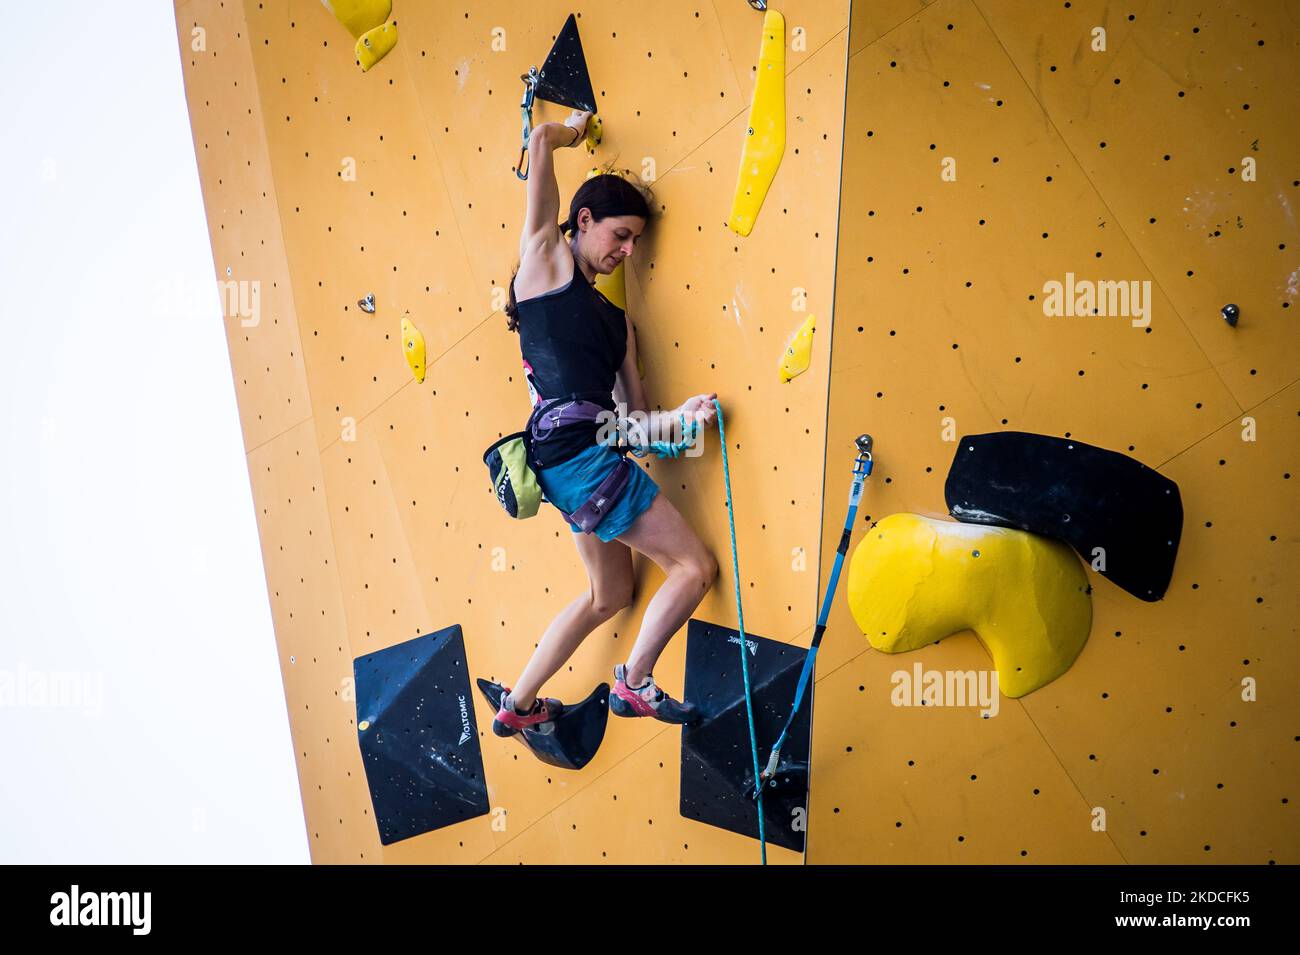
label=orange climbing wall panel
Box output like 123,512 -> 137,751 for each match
177,0 -> 1295,864
176,0 -> 849,863
811,0 -> 1297,863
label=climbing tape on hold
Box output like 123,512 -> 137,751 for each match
713,398 -> 768,864
744,434 -> 875,804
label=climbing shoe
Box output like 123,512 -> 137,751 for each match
492,689 -> 564,737
610,664 -> 700,725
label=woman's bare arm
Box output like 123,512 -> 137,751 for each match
519,114 -> 589,259
613,313 -> 648,414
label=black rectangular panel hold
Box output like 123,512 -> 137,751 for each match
354,625 -> 489,845
680,619 -> 811,854
945,431 -> 1183,601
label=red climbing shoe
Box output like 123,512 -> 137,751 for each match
610,664 -> 700,725
492,689 -> 564,737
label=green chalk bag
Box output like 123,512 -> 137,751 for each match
483,431 -> 543,520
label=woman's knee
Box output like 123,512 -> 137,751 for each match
589,579 -> 635,618
703,552 -> 719,587
682,550 -> 719,592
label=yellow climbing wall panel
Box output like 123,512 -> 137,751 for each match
812,0 -> 1297,863
176,0 -> 849,863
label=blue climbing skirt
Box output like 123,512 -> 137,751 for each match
538,442 -> 660,543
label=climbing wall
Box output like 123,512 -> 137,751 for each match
811,0 -> 1298,863
175,0 -> 850,863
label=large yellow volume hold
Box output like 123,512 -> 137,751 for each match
728,9 -> 785,236
400,315 -> 426,383
778,314 -> 815,383
847,513 -> 1092,698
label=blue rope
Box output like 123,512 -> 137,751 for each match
627,412 -> 700,459
712,398 -> 767,864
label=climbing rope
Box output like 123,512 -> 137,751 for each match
625,412 -> 700,459
712,398 -> 768,864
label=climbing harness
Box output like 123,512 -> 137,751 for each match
528,394 -> 634,533
483,389 -> 624,529
745,434 -> 874,804
485,384 -> 705,532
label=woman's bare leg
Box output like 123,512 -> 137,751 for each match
509,533 -> 634,709
614,493 -> 719,687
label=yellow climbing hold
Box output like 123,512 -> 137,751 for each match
401,315 -> 426,383
585,167 -> 631,314
355,22 -> 398,71
728,9 -> 785,236
847,513 -> 1092,698
595,258 -> 627,312
778,314 -> 815,382
585,113 -> 604,153
320,0 -> 398,72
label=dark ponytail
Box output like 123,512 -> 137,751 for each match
505,173 -> 653,332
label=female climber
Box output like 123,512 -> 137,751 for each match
494,109 -> 719,736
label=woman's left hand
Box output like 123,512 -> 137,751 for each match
679,393 -> 719,429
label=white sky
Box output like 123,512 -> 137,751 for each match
0,2 -> 307,863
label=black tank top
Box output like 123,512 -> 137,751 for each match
516,248 -> 628,467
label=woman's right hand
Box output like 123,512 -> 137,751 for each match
679,393 -> 719,429
561,110 -> 593,146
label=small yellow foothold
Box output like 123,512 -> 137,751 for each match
778,314 -> 815,382
358,720 -> 371,731
401,315 -> 426,383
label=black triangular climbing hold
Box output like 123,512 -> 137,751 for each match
354,625 -> 489,845
535,13 -> 597,113
944,431 -> 1184,601
476,678 -> 609,771
679,619 -> 812,854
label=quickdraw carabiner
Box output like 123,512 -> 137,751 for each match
515,66 -> 540,180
